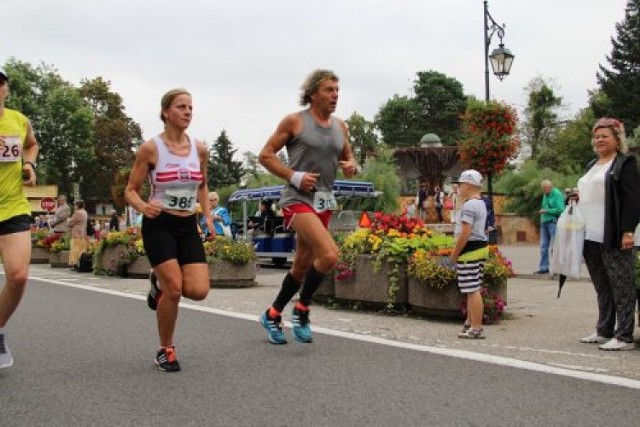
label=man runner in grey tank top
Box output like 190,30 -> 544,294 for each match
257,69 -> 357,344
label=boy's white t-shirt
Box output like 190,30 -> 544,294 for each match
454,198 -> 488,242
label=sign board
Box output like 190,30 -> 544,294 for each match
41,197 -> 56,212
72,182 -> 80,201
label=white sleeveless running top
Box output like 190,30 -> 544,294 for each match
148,135 -> 202,212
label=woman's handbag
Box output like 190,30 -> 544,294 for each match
550,201 -> 585,278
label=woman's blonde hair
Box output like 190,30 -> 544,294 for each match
160,88 -> 191,122
592,117 -> 628,154
299,69 -> 339,106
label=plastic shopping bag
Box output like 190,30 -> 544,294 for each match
550,202 -> 585,278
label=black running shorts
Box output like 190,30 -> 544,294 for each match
142,211 -> 206,267
0,214 -> 32,236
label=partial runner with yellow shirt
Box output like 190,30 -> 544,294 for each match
0,67 -> 40,369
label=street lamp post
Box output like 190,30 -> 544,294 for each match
483,0 -> 514,243
484,0 -> 514,102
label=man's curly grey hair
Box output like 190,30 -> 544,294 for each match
299,69 -> 339,106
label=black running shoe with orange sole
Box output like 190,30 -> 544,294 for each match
155,346 -> 180,372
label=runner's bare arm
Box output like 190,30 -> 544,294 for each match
259,113 -> 301,181
22,120 -> 39,186
196,140 -> 214,233
337,119 -> 357,178
125,140 -> 161,218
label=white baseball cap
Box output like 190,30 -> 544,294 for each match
454,169 -> 483,187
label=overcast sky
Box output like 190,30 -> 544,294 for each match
2,0 -> 628,157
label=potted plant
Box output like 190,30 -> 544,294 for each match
46,233 -> 71,268
204,236 -> 257,288
335,212 -> 453,310
407,245 -> 512,321
94,229 -> 139,276
125,235 -> 151,278
30,228 -> 51,264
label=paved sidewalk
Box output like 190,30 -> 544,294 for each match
24,244 -> 640,381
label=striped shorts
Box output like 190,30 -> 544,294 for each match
456,260 -> 485,294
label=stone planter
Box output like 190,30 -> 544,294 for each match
208,260 -> 257,288
335,255 -> 408,308
49,250 -> 70,268
99,245 -> 130,276
30,246 -> 50,264
312,272 -> 335,303
408,277 -> 508,319
126,255 -> 152,279
408,278 -> 464,318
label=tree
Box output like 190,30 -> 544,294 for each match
412,70 -> 467,144
375,95 -> 422,147
242,151 -> 263,180
37,85 -> 95,197
79,77 -> 142,205
595,0 -> 640,136
522,77 -> 562,160
3,59 -> 95,195
346,111 -> 379,164
208,130 -> 243,189
457,99 -> 520,198
375,71 -> 467,147
537,105 -> 597,173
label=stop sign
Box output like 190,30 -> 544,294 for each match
41,197 -> 56,212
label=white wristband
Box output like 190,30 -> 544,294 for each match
289,171 -> 305,189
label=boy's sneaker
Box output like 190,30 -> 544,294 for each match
598,338 -> 635,351
259,311 -> 287,344
155,346 -> 181,372
147,271 -> 162,311
458,328 -> 485,339
579,332 -> 609,344
292,307 -> 313,343
0,333 -> 14,369
460,323 -> 471,333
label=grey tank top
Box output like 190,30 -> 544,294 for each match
279,109 -> 345,208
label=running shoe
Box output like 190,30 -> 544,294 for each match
598,338 -> 635,351
155,346 -> 181,372
579,332 -> 609,344
147,271 -> 162,311
457,328 -> 485,339
0,333 -> 13,369
292,307 -> 313,343
259,311 -> 287,344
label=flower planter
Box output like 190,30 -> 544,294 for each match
30,246 -> 50,264
408,278 -> 464,318
312,272 -> 335,303
99,245 -> 130,276
408,278 -> 508,319
49,250 -> 70,268
126,255 -> 151,279
208,260 -> 257,288
335,255 -> 408,308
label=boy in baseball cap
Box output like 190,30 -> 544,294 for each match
450,169 -> 489,338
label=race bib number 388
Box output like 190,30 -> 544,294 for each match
0,136 -> 22,163
163,187 -> 197,211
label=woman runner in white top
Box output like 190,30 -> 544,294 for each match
125,88 -> 213,372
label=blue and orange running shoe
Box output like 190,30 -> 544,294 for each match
259,311 -> 287,345
292,307 -> 313,343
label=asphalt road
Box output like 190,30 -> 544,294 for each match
2,278 -> 640,426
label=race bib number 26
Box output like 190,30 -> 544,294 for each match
163,188 -> 196,211
0,136 -> 22,163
